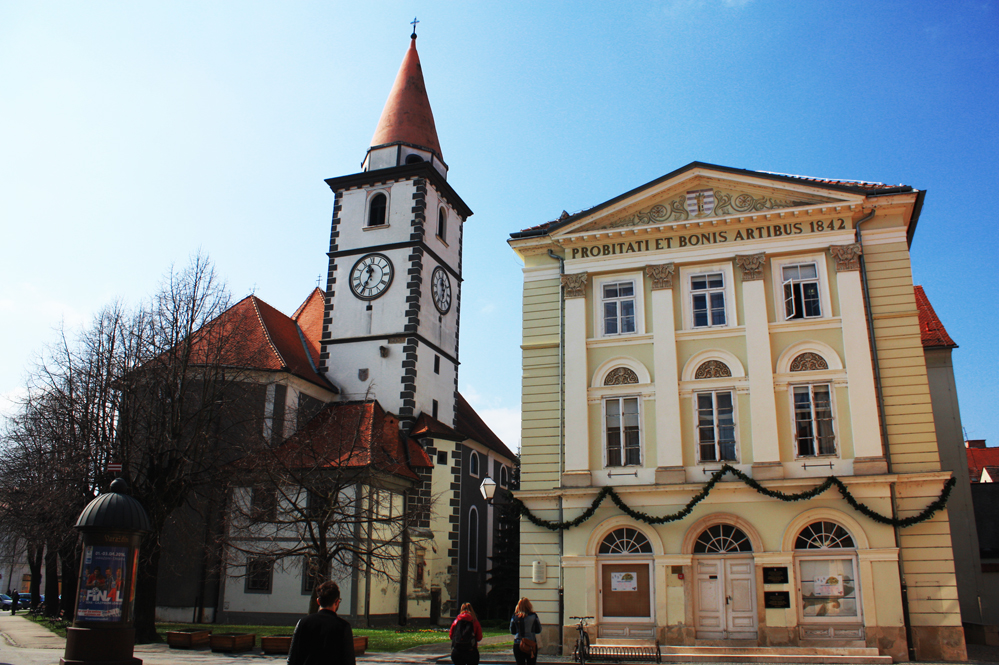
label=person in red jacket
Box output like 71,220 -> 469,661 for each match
449,602 -> 483,665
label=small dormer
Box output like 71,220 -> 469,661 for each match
362,35 -> 448,179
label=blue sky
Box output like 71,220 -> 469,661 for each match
1,1 -> 997,451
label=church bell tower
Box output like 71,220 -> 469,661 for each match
318,30 -> 471,427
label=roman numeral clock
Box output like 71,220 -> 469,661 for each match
350,253 -> 394,300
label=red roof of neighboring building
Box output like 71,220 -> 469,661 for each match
292,288 -> 326,368
248,400 -> 429,480
369,37 -> 442,159
968,447 -> 999,484
914,285 -> 957,349
189,294 -> 330,389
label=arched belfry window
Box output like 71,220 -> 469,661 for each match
795,521 -> 855,550
368,193 -> 387,227
437,207 -> 447,240
599,527 -> 653,554
693,524 -> 753,553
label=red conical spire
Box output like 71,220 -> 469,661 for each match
369,36 -> 442,159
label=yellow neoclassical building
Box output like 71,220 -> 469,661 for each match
508,162 -> 964,662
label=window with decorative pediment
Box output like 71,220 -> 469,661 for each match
790,352 -> 829,372
695,360 -> 732,379
604,367 -> 639,386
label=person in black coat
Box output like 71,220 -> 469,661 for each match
9,590 -> 19,616
287,580 -> 355,665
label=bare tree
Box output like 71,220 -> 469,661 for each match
223,397 -> 434,622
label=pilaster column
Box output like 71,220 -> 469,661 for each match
562,273 -> 590,484
735,254 -> 782,478
830,244 -> 886,474
647,264 -> 684,484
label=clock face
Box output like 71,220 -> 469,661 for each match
349,253 -> 394,300
432,266 -> 452,314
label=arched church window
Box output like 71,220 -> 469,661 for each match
693,524 -> 753,553
795,521 -> 855,550
437,207 -> 447,240
790,352 -> 828,372
599,527 -> 653,554
368,193 -> 387,227
500,465 -> 508,487
468,506 -> 479,571
469,451 -> 479,477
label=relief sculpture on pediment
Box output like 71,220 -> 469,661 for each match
603,188 -> 831,230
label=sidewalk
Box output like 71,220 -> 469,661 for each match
0,614 -> 520,665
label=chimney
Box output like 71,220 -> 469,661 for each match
966,439 -> 987,449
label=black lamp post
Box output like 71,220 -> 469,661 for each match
62,478 -> 151,665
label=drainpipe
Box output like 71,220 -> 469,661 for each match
855,208 -> 916,661
547,247 -> 566,653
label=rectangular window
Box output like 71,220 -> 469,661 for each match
793,384 -> 836,456
434,355 -> 440,374
246,559 -> 273,593
605,397 -> 641,467
250,487 -> 277,522
782,263 -> 821,319
432,399 -> 439,420
602,281 -> 636,335
696,391 -> 737,462
414,546 -> 427,589
690,273 -> 726,327
437,450 -> 447,466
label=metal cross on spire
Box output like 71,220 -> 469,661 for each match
410,16 -> 419,38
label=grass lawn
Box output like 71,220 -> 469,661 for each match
25,615 -> 510,652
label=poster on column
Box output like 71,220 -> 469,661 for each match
76,545 -> 128,621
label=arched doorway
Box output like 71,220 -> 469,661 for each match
597,527 -> 656,639
692,524 -> 757,639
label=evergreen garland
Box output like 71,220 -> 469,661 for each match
512,464 -> 956,532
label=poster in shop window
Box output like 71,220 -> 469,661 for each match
76,545 -> 128,621
610,572 -> 638,592
813,574 -> 844,597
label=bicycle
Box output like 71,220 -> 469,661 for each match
569,616 -> 593,665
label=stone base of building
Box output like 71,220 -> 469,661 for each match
911,625 -> 967,662
853,456 -> 889,476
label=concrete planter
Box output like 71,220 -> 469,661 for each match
166,629 -> 211,649
210,633 -> 256,652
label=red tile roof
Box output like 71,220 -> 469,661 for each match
292,288 -> 326,368
247,400 -> 424,480
189,294 -> 330,389
968,447 -> 999,484
369,37 -> 442,159
914,286 -> 957,349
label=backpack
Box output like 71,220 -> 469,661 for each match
453,618 -> 476,650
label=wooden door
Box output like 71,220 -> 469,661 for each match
695,557 -> 757,639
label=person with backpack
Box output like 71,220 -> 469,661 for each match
449,602 -> 483,665
510,597 -> 541,665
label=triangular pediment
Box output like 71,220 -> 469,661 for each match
555,169 -> 858,237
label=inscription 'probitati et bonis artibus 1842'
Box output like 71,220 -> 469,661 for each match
569,219 -> 848,260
